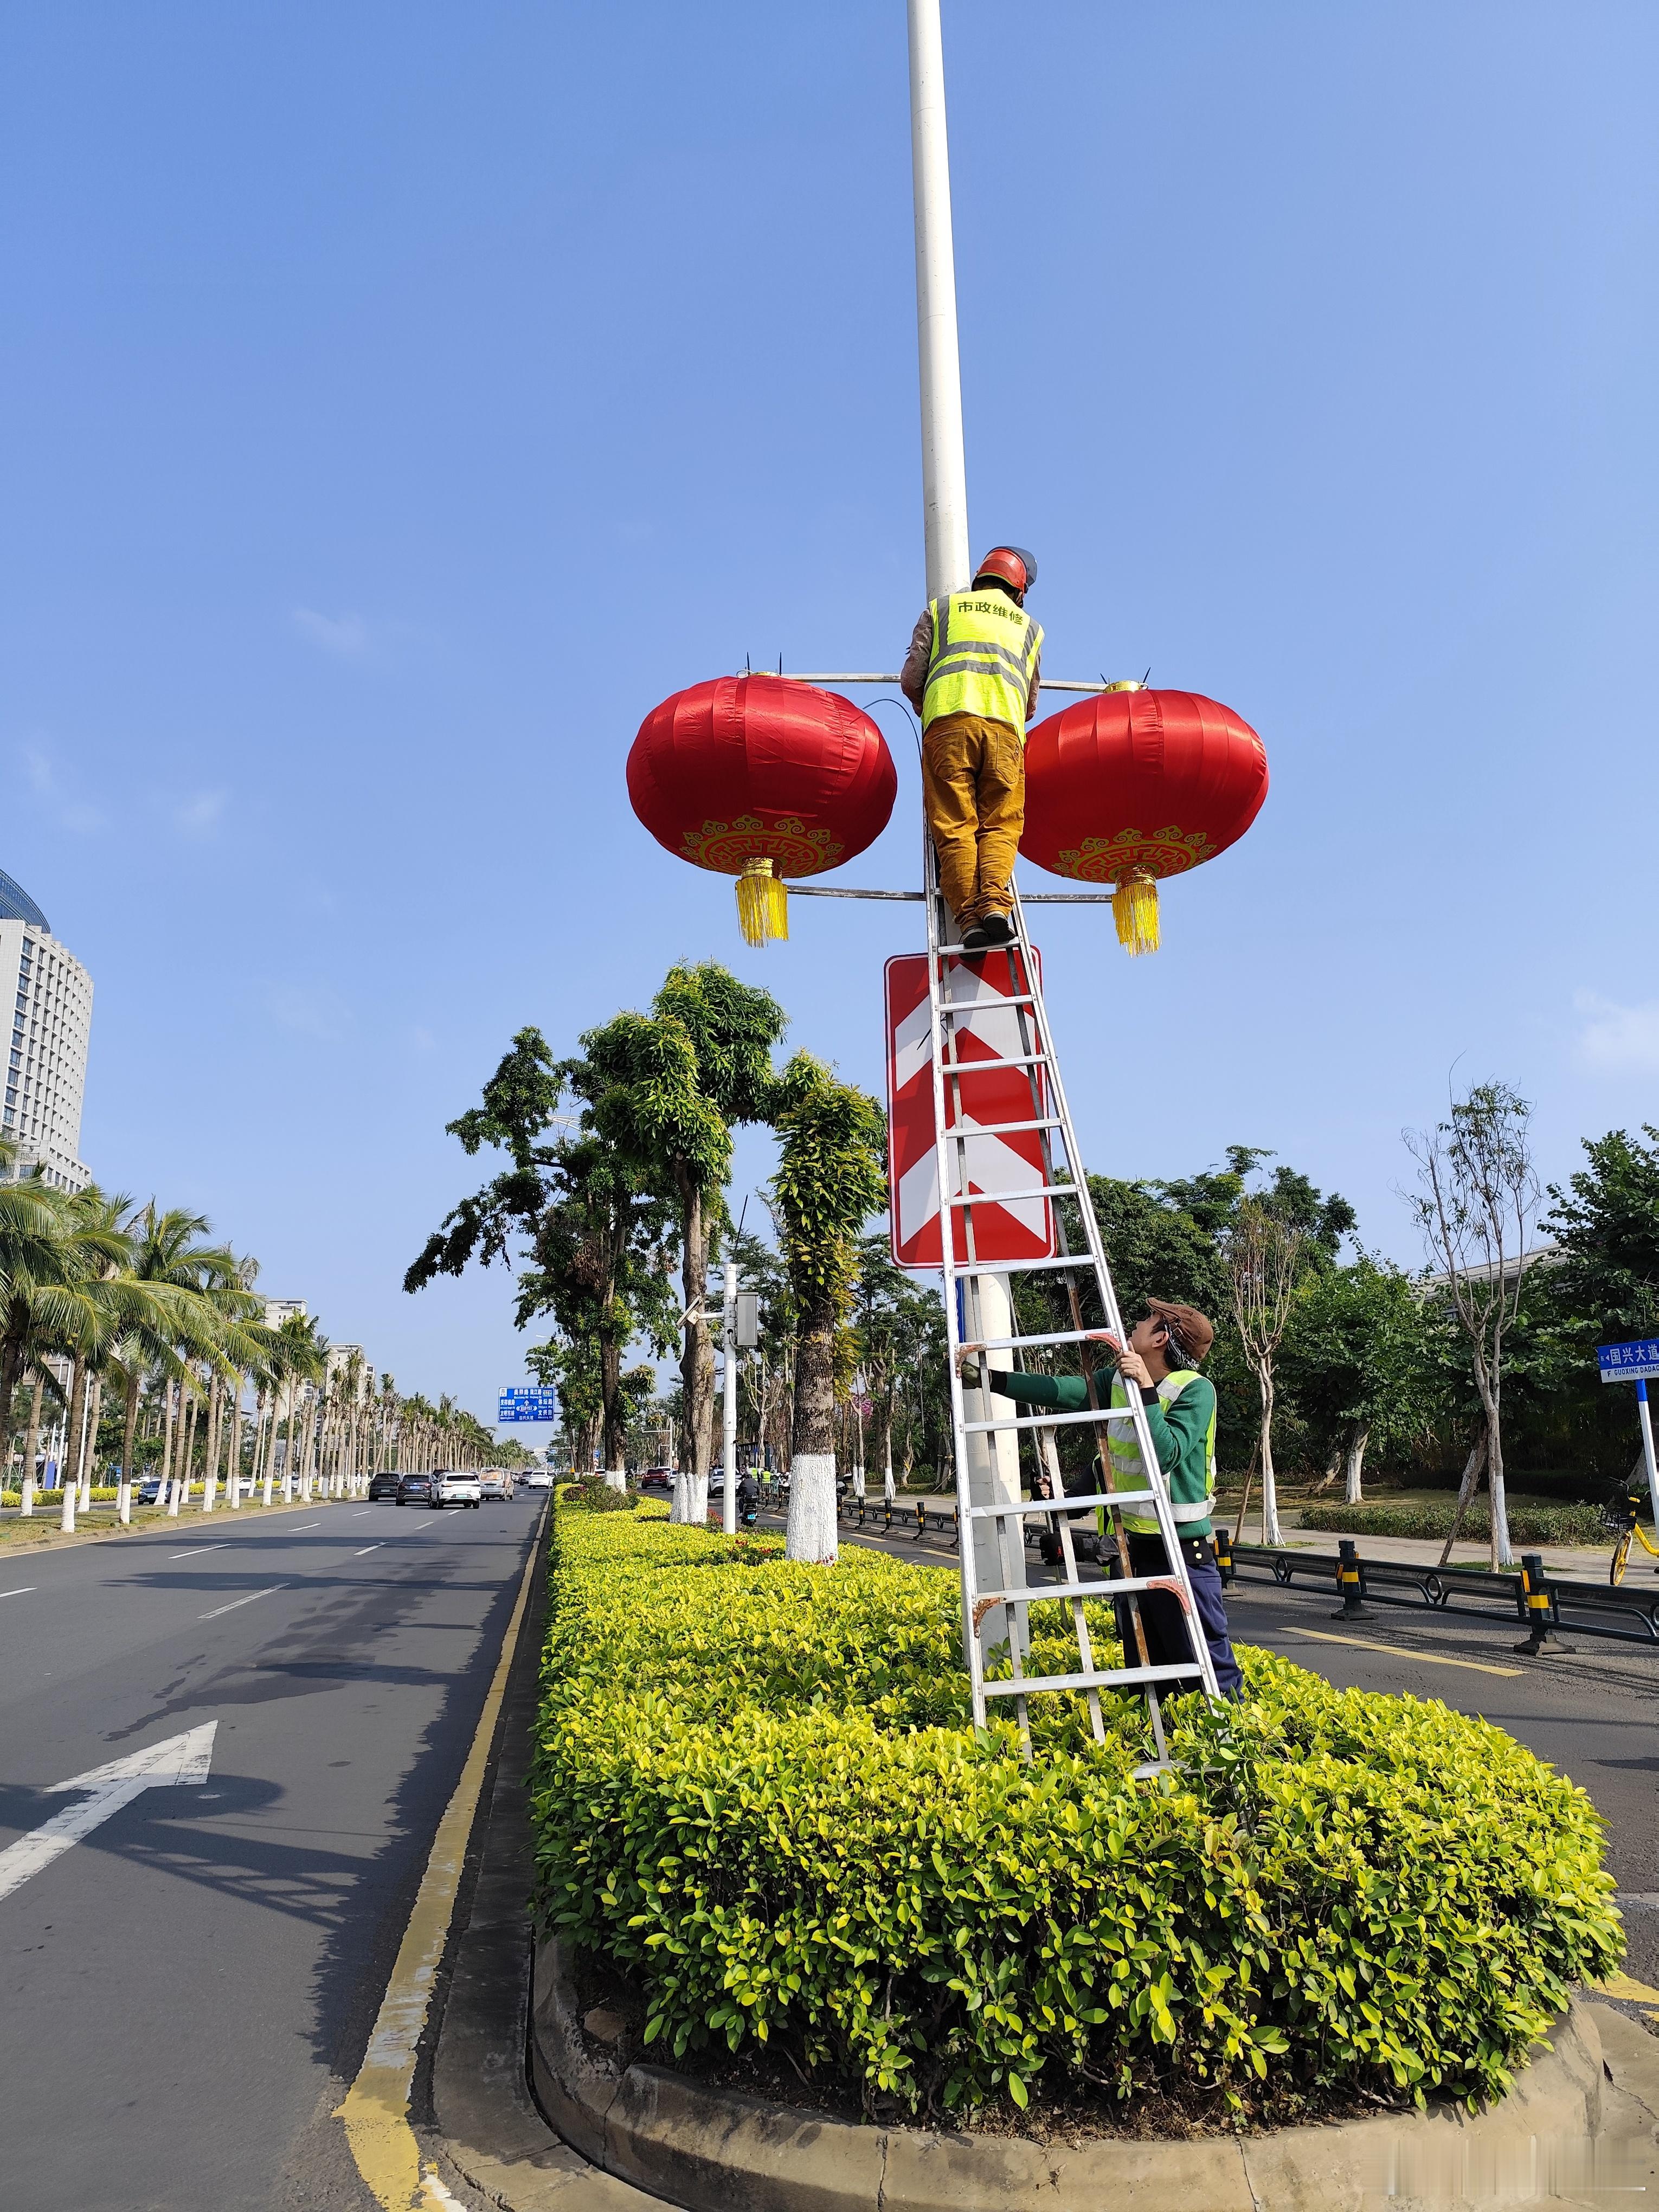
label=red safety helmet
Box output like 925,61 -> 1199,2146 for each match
973,544 -> 1038,597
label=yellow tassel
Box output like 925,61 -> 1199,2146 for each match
735,857 -> 789,947
1112,867 -> 1160,955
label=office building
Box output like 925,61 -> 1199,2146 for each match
0,867 -> 92,1193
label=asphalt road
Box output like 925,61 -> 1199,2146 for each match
821,1512 -> 1659,1981
0,1491 -> 544,2212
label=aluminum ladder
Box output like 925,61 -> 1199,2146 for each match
925,846 -> 1221,1769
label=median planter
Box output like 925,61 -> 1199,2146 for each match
529,1933 -> 1611,2212
529,1508 -> 1623,2138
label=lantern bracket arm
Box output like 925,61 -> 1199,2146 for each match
775,672 -> 1113,694
785,885 -> 1118,904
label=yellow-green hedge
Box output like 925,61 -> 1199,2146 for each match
530,1509 -> 1621,2123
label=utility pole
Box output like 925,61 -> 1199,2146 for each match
908,0 -> 1027,1649
722,1259 -> 740,1535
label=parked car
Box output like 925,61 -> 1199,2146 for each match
639,1467 -> 676,1493
368,1471 -> 401,1501
478,1470 -> 514,1502
432,1471 -> 483,1510
396,1472 -> 437,1506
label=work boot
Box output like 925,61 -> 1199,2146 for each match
960,919 -> 994,950
979,911 -> 1014,945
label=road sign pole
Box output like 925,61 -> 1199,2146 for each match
1637,1380 -> 1659,1526
722,1261 -> 739,1536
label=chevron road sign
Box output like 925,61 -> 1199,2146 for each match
885,949 -> 1057,1269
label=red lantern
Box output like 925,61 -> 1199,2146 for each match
1020,684 -> 1268,953
627,673 -> 897,943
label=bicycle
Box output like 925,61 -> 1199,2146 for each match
1605,1490 -> 1659,1585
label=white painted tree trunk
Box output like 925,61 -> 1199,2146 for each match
785,1453 -> 838,1563
670,1470 -> 690,1523
602,1470 -> 626,1494
1343,1422 -> 1371,1506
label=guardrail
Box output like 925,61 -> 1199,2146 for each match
1225,1535 -> 1659,1648
839,1496 -> 961,1545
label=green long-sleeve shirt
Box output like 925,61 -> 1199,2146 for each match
986,1364 -> 1218,1536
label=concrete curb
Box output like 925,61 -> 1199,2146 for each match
426,1516 -> 1659,2211
531,1933 -> 1649,2212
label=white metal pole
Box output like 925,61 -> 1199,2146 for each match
908,0 -> 971,601
1637,1380 -> 1659,1526
722,1262 -> 739,1536
908,0 -> 1026,1651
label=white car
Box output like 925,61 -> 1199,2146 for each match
522,1470 -> 556,1489
431,1472 -> 483,1510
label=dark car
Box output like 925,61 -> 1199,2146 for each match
396,1472 -> 437,1506
639,1467 -> 675,1493
368,1471 -> 400,1501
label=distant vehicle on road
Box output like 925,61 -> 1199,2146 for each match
639,1467 -> 676,1493
431,1471 -> 483,1510
522,1470 -> 555,1490
397,1472 -> 437,1506
478,1470 -> 514,1502
368,1471 -> 401,1501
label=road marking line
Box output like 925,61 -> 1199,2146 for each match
200,1584 -> 285,1620
1277,1624 -> 1522,1679
338,1504 -> 545,2210
0,1724 -> 217,1903
0,1586 -> 36,1598
170,1543 -> 227,1559
1594,1969 -> 1659,2003
291,1521 -> 322,1531
354,1544 -> 383,1557
353,1509 -> 371,1516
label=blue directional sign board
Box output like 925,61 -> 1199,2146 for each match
1597,1339 -> 1659,1383
498,1387 -> 559,1423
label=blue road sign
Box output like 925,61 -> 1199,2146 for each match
498,1387 -> 559,1423
1597,1338 -> 1659,1383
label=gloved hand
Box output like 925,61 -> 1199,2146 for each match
959,1358 -> 982,1391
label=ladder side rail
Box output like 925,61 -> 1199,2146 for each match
1008,884 -> 1222,1707
923,838 -> 990,1729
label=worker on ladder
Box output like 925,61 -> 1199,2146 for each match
960,1300 -> 1243,1696
901,545 -> 1043,950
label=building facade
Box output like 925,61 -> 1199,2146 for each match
0,868 -> 92,1193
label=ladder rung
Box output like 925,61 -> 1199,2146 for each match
983,1662 -> 1203,1698
948,1184 -> 1076,1208
939,992 -> 1038,1011
956,1117 -> 1063,1137
953,1255 -> 1097,1277
969,1489 -> 1157,1519
963,1405 -> 1137,1433
971,1326 -> 1101,1351
981,1571 -> 1190,1606
942,1050 -> 1047,1072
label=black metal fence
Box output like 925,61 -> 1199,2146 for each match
1226,1536 -> 1659,1648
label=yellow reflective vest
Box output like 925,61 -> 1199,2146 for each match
1102,1369 -> 1217,1538
922,590 -> 1044,739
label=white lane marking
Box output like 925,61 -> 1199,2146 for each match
290,1521 -> 322,1531
353,1544 -> 383,1557
352,1509 -> 371,1516
200,1584 -> 285,1620
170,1543 -> 227,1560
0,1724 -> 217,1904
0,1586 -> 36,1599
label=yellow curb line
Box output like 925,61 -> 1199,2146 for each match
337,1505 -> 545,2210
1593,1970 -> 1659,2004
1277,1624 -> 1523,1679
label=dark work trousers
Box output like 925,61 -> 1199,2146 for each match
1121,1532 -> 1244,1697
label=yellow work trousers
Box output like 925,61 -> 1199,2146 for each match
921,711 -> 1025,928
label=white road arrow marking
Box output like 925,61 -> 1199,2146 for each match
0,1722 -> 217,1904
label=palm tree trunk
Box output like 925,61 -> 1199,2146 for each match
260,1388 -> 275,1507
202,1374 -> 222,1513
60,1355 -> 88,1533
170,1387 -> 196,1517
79,1378 -> 100,1509
160,1379 -> 178,1509
119,1373 -> 140,1525
19,1371 -> 44,1518
226,1377 -> 244,1510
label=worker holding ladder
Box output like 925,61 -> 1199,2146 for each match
961,1300 -> 1244,1697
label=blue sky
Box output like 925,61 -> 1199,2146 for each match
5,2 -> 1656,1435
